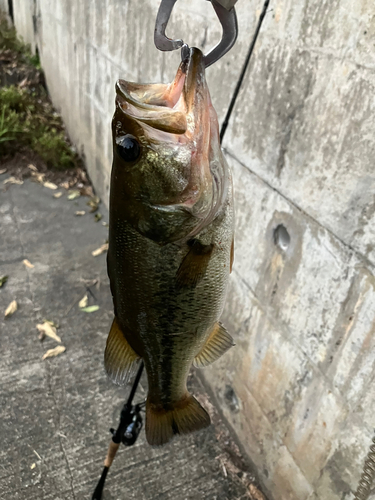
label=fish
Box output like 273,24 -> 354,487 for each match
106,47 -> 235,446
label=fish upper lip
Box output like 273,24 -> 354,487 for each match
114,48 -> 208,137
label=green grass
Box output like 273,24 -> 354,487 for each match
0,16 -> 79,169
0,85 -> 78,169
0,16 -> 40,68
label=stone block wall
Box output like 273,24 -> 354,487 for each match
4,1 -> 375,498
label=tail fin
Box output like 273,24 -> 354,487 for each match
145,394 -> 210,446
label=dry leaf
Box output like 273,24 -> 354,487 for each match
77,168 -> 87,182
30,463 -> 36,470
94,213 -> 102,222
81,305 -> 99,313
60,181 -> 70,190
43,319 -> 59,328
44,181 -> 58,190
80,185 -> 93,197
0,168 -> 7,175
23,259 -> 34,269
37,322 -> 61,343
42,345 -> 66,360
53,192 -> 63,199
79,295 -> 88,308
38,318 -> 58,340
67,190 -> 80,200
87,196 -> 100,213
31,172 -> 45,183
75,210 -> 85,216
3,176 -> 23,185
19,77 -> 29,88
28,164 -> 38,172
4,300 -> 17,318
0,275 -> 8,287
92,243 -> 108,257
248,484 -> 266,500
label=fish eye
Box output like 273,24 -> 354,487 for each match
116,135 -> 141,162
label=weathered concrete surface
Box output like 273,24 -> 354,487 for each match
11,0 -> 36,52
0,179 -> 258,500
203,154 -> 375,500
0,0 -> 8,17
223,0 -> 375,267
6,1 -> 375,499
212,3 -> 375,497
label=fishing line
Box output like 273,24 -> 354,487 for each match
220,0 -> 270,143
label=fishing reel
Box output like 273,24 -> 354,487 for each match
110,402 -> 145,447
92,364 -> 146,500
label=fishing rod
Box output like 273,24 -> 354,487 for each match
92,361 -> 145,500
220,0 -> 270,141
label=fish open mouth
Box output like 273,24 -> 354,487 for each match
115,48 -> 210,140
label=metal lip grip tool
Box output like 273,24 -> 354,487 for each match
154,0 -> 238,68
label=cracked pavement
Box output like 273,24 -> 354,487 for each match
0,178 -> 253,500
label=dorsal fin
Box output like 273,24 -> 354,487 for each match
193,322 -> 234,368
104,317 -> 141,385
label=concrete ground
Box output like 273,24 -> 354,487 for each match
0,178 -> 259,500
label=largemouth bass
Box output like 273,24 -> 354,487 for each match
106,48 -> 234,446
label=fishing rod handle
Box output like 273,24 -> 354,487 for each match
103,440 -> 121,468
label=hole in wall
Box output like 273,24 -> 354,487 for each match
274,224 -> 290,251
224,385 -> 240,413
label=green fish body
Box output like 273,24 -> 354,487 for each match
106,48 -> 234,446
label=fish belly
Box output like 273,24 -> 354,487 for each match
108,203 -> 233,404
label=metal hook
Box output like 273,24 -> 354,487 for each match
154,0 -> 238,68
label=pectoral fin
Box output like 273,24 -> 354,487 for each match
193,322 -> 234,368
104,317 -> 141,385
176,240 -> 214,288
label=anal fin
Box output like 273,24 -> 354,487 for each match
104,317 -> 141,386
176,239 -> 214,288
193,322 -> 234,368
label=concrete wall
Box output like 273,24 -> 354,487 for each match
0,0 -> 8,17
7,1 -> 375,499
